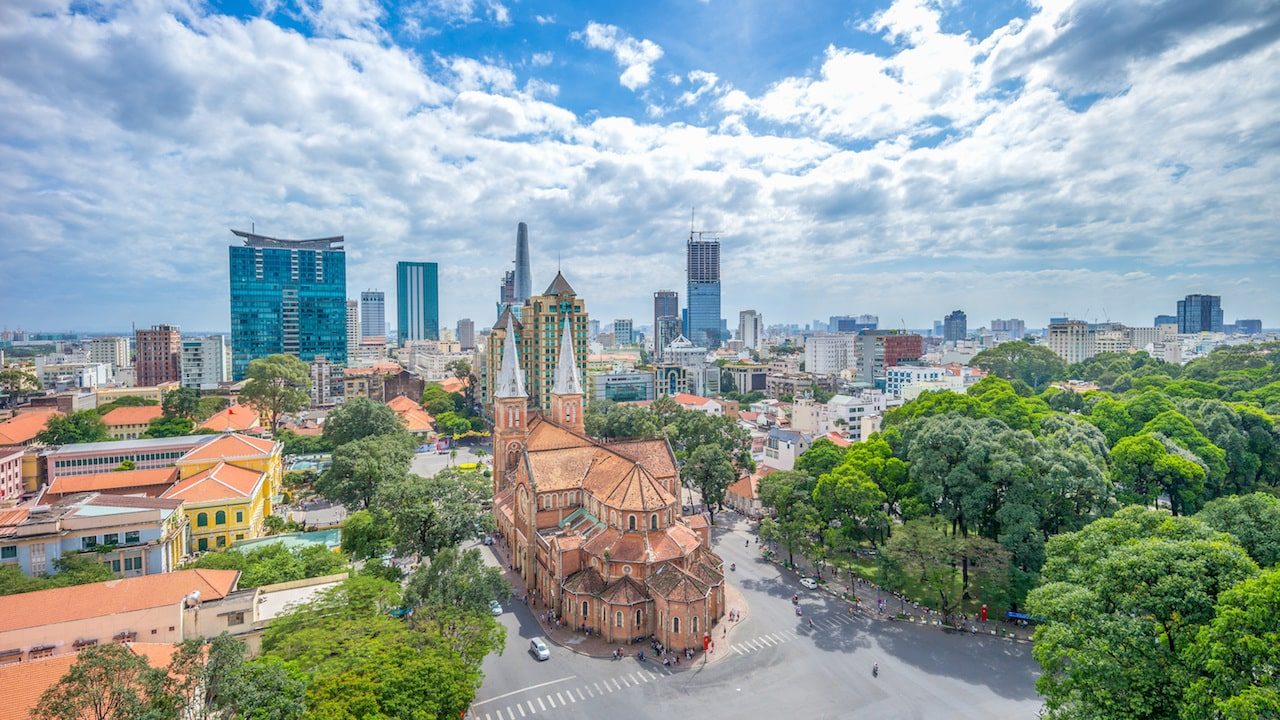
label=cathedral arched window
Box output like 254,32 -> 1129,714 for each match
635,609 -> 643,627
628,515 -> 636,531
581,600 -> 588,618
672,616 -> 680,634
692,615 -> 699,634
650,514 -> 658,530
615,611 -> 623,628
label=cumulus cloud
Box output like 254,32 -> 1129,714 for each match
574,21 -> 664,91
0,0 -> 1278,331
402,0 -> 510,33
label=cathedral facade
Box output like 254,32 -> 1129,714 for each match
491,313 -> 725,651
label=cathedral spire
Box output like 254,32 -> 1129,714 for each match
552,316 -> 583,396
495,314 -> 526,399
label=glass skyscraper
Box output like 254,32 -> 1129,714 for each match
396,261 -> 439,344
228,230 -> 347,380
686,236 -> 722,349
1177,294 -> 1223,334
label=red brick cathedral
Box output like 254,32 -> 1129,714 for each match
492,315 -> 725,650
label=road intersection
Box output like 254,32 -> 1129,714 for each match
472,516 -> 1043,719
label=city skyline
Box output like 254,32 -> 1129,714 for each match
2,0 -> 1279,332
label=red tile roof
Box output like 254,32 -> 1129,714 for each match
0,410 -> 60,445
177,433 -> 276,463
0,643 -> 179,720
198,404 -> 260,432
0,569 -> 239,633
100,405 -> 163,427
46,467 -> 179,497
161,462 -> 263,503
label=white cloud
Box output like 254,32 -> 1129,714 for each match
402,0 -> 511,31
530,51 -> 554,67
1,0 -> 1278,331
574,21 -> 664,91
678,70 -> 719,106
534,14 -> 555,25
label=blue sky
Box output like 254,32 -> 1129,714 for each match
1,0 -> 1278,334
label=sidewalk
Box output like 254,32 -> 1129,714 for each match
489,540 -> 752,663
737,516 -> 1035,644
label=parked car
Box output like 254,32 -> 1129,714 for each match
799,577 -> 819,589
489,600 -> 503,616
529,637 -> 550,661
482,535 -> 495,546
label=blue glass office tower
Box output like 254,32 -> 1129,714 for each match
396,261 -> 440,344
229,230 -> 347,380
686,235 -> 722,349
1177,294 -> 1223,334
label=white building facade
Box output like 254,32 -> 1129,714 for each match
179,336 -> 232,390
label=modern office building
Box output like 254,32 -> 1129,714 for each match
686,234 -> 722,349
395,261 -> 439,344
361,290 -> 386,340
1236,319 -> 1262,335
457,318 -> 476,350
497,270 -> 516,320
613,319 -> 634,346
1154,314 -> 1178,327
990,318 -> 1026,339
738,310 -> 763,350
88,337 -> 130,373
1177,294 -> 1223,334
653,290 -> 680,357
588,369 -> 655,403
180,336 -> 232,389
829,315 -> 878,333
1047,320 -> 1095,364
134,325 -> 181,387
805,334 -> 857,376
943,310 -> 967,342
483,272 -> 589,411
855,331 -> 924,384
228,230 -> 347,380
513,222 -> 533,303
346,300 -> 360,357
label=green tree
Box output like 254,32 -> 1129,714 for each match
0,367 -> 41,396
196,395 -> 230,421
793,438 -> 846,478
812,463 -> 888,547
322,397 -> 405,447
142,415 -> 194,438
375,467 -> 493,558
422,384 -> 460,417
1196,492 -> 1280,567
881,518 -> 1010,617
404,546 -> 508,615
1181,567 -> 1280,720
843,436 -> 917,522
239,354 -> 311,435
683,444 -> 735,524
341,508 -> 393,561
161,387 -> 201,420
445,358 -> 479,413
36,410 -> 110,445
94,395 -> 157,415
35,643 -> 176,720
969,341 -> 1067,392
1087,396 -> 1139,446
1028,507 -> 1258,720
434,411 -> 472,436
0,555 -> 118,597
584,402 -> 659,439
665,410 -> 753,470
757,470 -> 819,567
1140,410 -> 1228,498
184,543 -> 348,589
316,432 -> 416,509
1111,433 -> 1208,516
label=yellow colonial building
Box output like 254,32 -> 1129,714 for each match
162,434 -> 282,552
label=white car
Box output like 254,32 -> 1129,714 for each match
529,637 -> 551,661
799,577 -> 819,589
489,600 -> 503,616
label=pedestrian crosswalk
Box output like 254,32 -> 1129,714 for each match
470,667 -> 672,720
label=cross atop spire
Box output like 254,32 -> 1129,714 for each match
552,316 -> 583,396
495,313 -> 526,399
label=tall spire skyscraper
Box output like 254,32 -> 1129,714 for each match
514,222 -> 532,303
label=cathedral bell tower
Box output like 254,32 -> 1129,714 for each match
492,313 -> 529,494
549,315 -> 585,433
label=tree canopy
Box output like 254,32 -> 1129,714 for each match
239,354 -> 311,434
36,410 -> 109,445
322,397 -> 406,447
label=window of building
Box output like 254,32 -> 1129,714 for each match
628,515 -> 636,531
235,511 -> 243,523
615,611 -> 623,627
672,617 -> 680,634
81,536 -> 97,551
692,616 -> 698,634
581,601 -> 588,618
216,536 -> 226,547
103,533 -> 119,545
197,513 -> 208,527
125,531 -> 140,544
197,538 -> 208,552
0,546 -> 16,560
215,511 -> 226,525
124,557 -> 142,572
236,534 -> 245,541
103,559 -> 120,573
650,514 -> 658,530
226,611 -> 245,627
635,609 -> 642,627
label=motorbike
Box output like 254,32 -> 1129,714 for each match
795,606 -> 802,617
792,594 -> 799,604
872,664 -> 879,677
730,563 -> 736,571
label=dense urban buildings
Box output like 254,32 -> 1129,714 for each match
360,290 -> 386,340
855,330 -> 924,384
1236,318 -> 1262,335
483,272 -> 588,411
943,310 -> 967,342
228,230 -> 347,379
804,334 -> 856,376
1177,293 -> 1224,333
179,335 -> 231,389
686,233 -> 723,349
829,315 -> 877,332
990,318 -> 1026,339
653,290 -> 679,355
87,336 -> 130,372
395,261 -> 440,344
134,324 -> 181,387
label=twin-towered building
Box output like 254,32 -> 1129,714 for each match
490,311 -> 725,651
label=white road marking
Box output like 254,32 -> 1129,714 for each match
733,645 -> 745,655
555,692 -> 565,704
576,688 -> 585,700
473,676 -> 577,706
517,704 -> 526,717
537,697 -> 546,711
648,671 -> 660,681
760,635 -> 776,646
632,672 -> 645,683
613,678 -> 624,690
772,633 -> 789,642
507,709 -> 515,720
594,682 -> 603,694
587,686 -> 595,698
526,700 -> 536,715
620,676 -> 631,687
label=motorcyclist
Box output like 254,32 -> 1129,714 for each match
873,662 -> 879,677
730,562 -> 736,571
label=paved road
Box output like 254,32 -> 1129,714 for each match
471,517 -> 1043,720
410,444 -> 487,477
